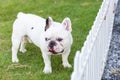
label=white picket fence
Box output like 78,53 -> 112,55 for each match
71,0 -> 118,80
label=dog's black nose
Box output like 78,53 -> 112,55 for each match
49,41 -> 56,48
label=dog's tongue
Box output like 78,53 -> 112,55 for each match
49,48 -> 57,54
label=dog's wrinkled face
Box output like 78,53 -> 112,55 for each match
44,17 -> 72,54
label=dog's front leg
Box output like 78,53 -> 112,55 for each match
42,53 -> 52,74
62,52 -> 72,68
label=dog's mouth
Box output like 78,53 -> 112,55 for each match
48,48 -> 64,54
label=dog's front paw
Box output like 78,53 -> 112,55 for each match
63,63 -> 72,68
19,48 -> 27,53
12,58 -> 19,63
43,67 -> 52,74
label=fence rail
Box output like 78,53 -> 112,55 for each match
71,0 -> 118,80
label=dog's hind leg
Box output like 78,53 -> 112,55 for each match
12,35 -> 21,63
19,35 -> 29,53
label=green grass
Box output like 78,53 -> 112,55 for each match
0,0 -> 102,80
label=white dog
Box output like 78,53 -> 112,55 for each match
11,12 -> 73,74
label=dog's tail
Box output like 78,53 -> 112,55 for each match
17,12 -> 25,18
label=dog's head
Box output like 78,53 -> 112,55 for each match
44,17 -> 72,54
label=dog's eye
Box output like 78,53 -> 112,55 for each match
57,38 -> 63,42
45,38 -> 49,41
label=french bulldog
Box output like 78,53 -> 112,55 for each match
11,12 -> 73,74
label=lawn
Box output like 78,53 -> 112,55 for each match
0,0 -> 102,80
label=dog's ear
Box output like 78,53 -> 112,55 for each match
45,17 -> 53,31
62,17 -> 72,32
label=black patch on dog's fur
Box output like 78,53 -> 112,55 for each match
31,27 -> 34,30
45,18 -> 50,31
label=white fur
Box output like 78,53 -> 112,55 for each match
11,12 -> 73,74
